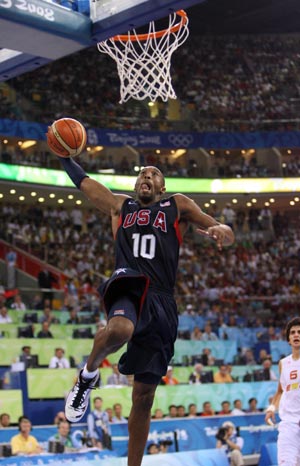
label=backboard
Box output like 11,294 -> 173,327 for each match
0,0 -> 206,81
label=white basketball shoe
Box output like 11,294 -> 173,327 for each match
65,369 -> 99,423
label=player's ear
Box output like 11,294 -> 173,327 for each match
160,186 -> 166,194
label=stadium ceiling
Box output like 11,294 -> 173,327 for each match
187,0 -> 300,35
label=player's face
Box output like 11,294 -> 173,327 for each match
134,166 -> 165,204
288,325 -> 300,347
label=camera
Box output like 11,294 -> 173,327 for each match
0,444 -> 12,458
48,441 -> 65,454
159,440 -> 173,446
215,427 -> 228,442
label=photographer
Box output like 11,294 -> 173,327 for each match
216,421 -> 244,466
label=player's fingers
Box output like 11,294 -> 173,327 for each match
196,228 -> 209,237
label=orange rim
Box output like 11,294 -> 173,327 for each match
112,10 -> 188,42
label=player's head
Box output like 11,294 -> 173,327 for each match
134,166 -> 165,203
286,317 -> 300,342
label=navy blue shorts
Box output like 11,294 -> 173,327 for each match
99,268 -> 178,384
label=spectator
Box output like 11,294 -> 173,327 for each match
201,401 -> 215,417
152,408 -> 164,420
231,399 -> 245,416
241,349 -> 257,366
188,363 -> 204,384
48,420 -> 74,449
39,306 -> 60,324
216,420 -> 244,466
201,323 -> 219,341
0,413 -> 11,428
190,326 -> 202,340
112,403 -> 127,423
161,366 -> 179,385
37,321 -> 54,339
214,365 -> 234,383
106,363 -> 129,386
49,348 -> 70,369
10,294 -> 26,311
147,443 -> 160,455
5,248 -> 17,290
221,203 -> 236,230
165,404 -> 177,419
105,407 -> 113,423
177,405 -> 186,418
11,416 -> 43,455
261,358 -> 277,381
159,440 -> 173,454
187,403 -> 198,418
66,308 -> 80,324
246,397 -> 260,413
0,306 -> 12,323
87,397 -> 111,450
53,411 -> 67,425
19,345 -> 31,361
218,401 -> 232,416
201,347 -> 216,366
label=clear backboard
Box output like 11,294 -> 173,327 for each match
0,0 -> 206,81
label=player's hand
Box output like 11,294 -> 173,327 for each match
265,411 -> 275,426
196,225 -> 227,250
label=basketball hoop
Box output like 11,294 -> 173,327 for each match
97,10 -> 189,103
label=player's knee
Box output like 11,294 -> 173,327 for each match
133,389 -> 155,412
106,318 -> 134,347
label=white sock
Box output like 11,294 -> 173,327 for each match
81,364 -> 99,380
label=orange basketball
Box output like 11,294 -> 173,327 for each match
47,118 -> 87,157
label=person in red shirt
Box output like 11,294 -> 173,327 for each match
201,401 -> 215,416
161,366 -> 179,385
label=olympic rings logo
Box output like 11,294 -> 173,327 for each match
167,134 -> 194,147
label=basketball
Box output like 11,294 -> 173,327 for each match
47,118 -> 87,157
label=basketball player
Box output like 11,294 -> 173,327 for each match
265,317 -> 300,466
59,156 -> 234,466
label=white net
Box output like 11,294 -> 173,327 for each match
97,10 -> 189,103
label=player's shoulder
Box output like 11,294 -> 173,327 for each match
280,354 -> 293,365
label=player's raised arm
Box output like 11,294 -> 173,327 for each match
174,193 -> 235,249
59,156 -> 128,216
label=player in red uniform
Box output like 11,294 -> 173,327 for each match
59,156 -> 234,466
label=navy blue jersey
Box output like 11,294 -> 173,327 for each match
115,196 -> 182,293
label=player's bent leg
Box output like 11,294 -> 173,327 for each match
87,316 -> 135,370
127,378 -> 158,466
65,316 -> 134,423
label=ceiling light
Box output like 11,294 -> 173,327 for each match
58,199 -> 64,204
38,197 -> 45,202
76,200 -> 82,205
31,192 -> 37,197
68,194 -> 74,200
49,193 -> 55,198
20,140 -> 37,150
10,189 -> 16,194
232,199 -> 238,204
246,202 -> 252,207
19,196 -> 25,201
290,201 -> 295,206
